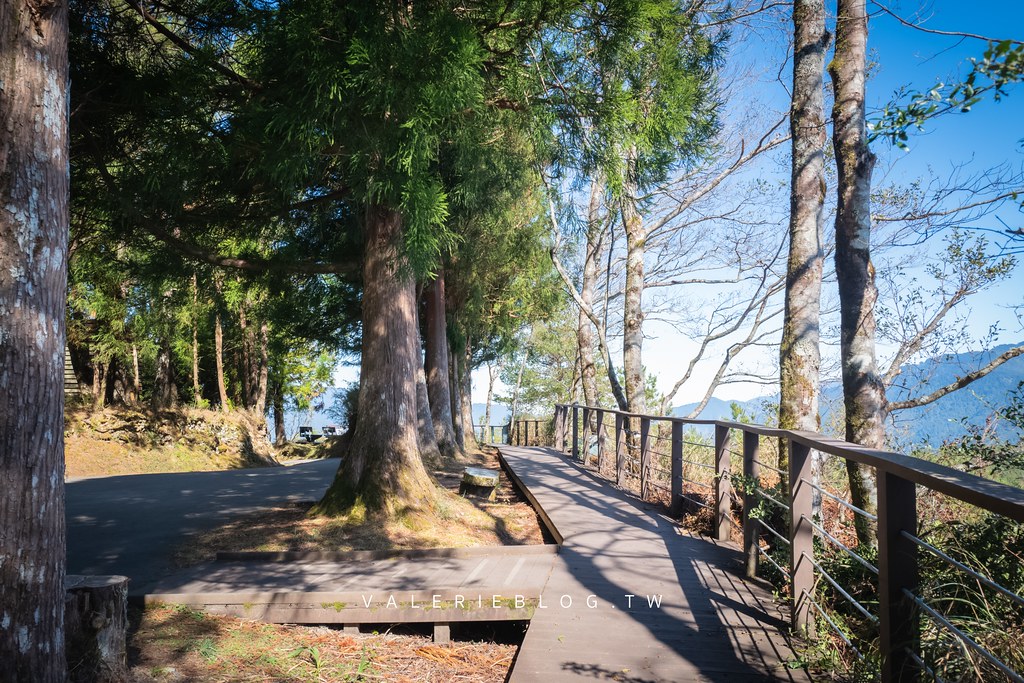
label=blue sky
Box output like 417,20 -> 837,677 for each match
869,1 -> 1023,188
867,0 -> 1024,354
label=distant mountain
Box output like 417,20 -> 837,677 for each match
278,393 -> 512,440
673,343 -> 1024,447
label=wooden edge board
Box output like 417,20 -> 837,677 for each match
143,586 -> 546,607
215,543 -> 558,564
202,604 -> 537,624
496,448 -> 564,545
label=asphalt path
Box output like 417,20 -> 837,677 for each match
65,458 -> 340,594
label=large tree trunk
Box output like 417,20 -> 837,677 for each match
424,272 -> 458,458
509,349 -> 526,428
92,359 -> 106,411
779,0 -> 829,475
413,299 -> 442,466
620,168 -> 647,416
830,0 -> 882,546
254,321 -> 269,417
191,273 -> 201,404
272,380 -> 287,446
0,0 -> 69,677
104,356 -> 119,406
416,355 -> 443,466
131,343 -> 142,404
483,363 -> 497,442
459,341 -> 479,451
239,301 -> 261,410
315,206 -> 435,515
214,310 -> 229,411
151,338 -> 177,411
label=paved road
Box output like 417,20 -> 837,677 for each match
65,459 -> 339,594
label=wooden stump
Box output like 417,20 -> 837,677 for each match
459,467 -> 499,501
65,575 -> 129,683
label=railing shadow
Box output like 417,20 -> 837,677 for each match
503,445 -> 807,682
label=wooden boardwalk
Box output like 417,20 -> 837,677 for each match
498,445 -> 811,683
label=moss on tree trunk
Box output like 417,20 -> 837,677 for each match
314,206 -> 436,516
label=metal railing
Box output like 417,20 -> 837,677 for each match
474,423 -> 508,445
545,403 -> 1024,683
509,418 -> 548,447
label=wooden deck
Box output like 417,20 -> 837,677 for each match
498,445 -> 811,683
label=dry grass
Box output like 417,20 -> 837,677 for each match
65,406 -> 276,478
174,446 -> 548,566
128,603 -> 516,682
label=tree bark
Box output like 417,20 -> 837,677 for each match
424,272 -> 458,457
151,338 -> 177,411
0,0 -> 70,677
65,575 -> 129,683
415,352 -> 443,466
413,296 -> 441,466
214,310 -> 229,411
449,345 -> 465,448
131,343 -> 141,404
92,360 -> 106,411
254,321 -> 269,417
315,206 -> 435,515
483,363 -> 497,441
192,273 -> 201,404
779,0 -> 829,474
272,380 -> 287,446
239,301 -> 250,405
104,356 -> 118,406
830,0 -> 882,545
578,177 -> 603,416
459,341 -> 479,451
621,166 -> 647,416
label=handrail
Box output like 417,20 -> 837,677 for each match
549,402 -> 1024,683
554,404 -> 1024,523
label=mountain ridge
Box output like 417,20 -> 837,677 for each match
672,342 -> 1024,446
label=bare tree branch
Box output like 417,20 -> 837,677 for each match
543,174 -> 629,410
870,2 -> 1024,46
888,345 -> 1024,411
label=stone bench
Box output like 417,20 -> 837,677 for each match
459,467 -> 500,501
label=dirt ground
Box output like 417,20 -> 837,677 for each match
128,604 -> 518,682
175,445 -> 549,566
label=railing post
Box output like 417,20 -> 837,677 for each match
595,409 -> 606,471
582,407 -> 592,462
615,412 -> 627,487
572,405 -> 579,460
715,425 -> 732,542
878,471 -> 919,683
789,438 -> 814,635
742,430 -> 760,579
671,420 -> 683,514
554,406 -> 564,452
640,417 -> 651,500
